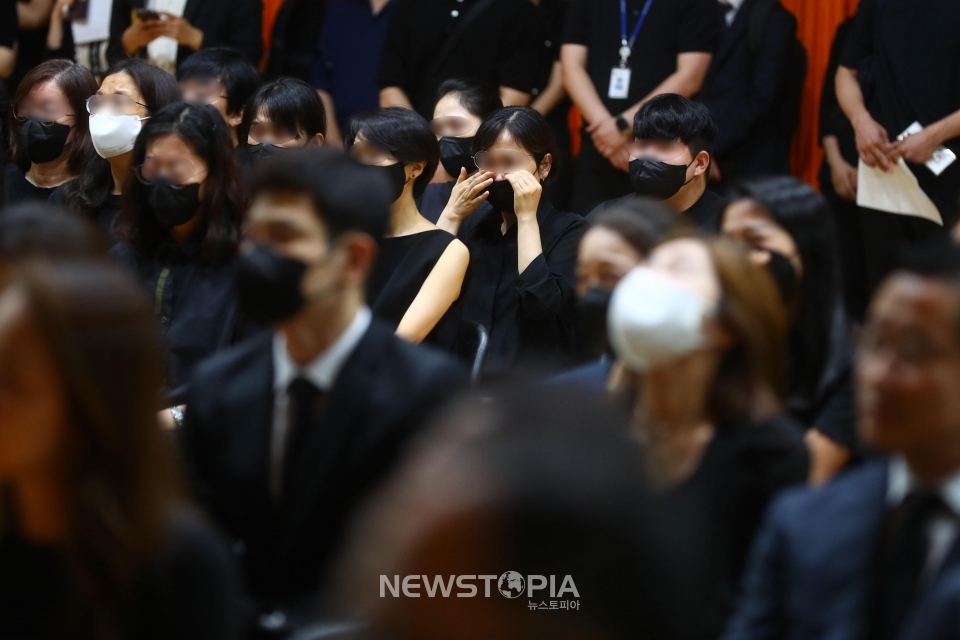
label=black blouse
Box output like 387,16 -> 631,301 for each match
456,200 -> 587,375
660,415 -> 809,640
0,509 -> 243,640
112,240 -> 247,394
49,186 -> 122,248
366,229 -> 462,350
3,164 -> 61,207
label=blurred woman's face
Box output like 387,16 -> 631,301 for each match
576,227 -> 644,296
141,133 -> 209,194
475,130 -> 549,183
89,71 -> 148,119
431,93 -> 483,139
647,238 -> 721,310
722,199 -> 802,279
248,107 -> 323,148
0,287 -> 68,480
15,80 -> 78,159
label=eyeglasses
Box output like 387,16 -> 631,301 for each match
87,94 -> 148,115
473,150 -> 534,174
429,116 -> 474,138
348,140 -> 397,166
180,79 -> 228,106
135,157 -> 205,187
13,105 -> 75,124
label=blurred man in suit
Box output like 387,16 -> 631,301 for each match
727,244 -> 960,640
179,148 -> 468,631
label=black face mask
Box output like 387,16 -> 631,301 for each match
19,119 -> 72,164
439,136 -> 475,178
366,161 -> 408,202
236,243 -> 309,325
248,143 -> 288,164
145,179 -> 202,230
629,158 -> 693,201
487,179 -> 516,213
765,250 -> 799,303
576,287 -> 614,360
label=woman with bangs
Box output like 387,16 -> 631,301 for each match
238,76 -> 326,169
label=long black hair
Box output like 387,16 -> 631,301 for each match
114,102 -> 246,264
731,176 -> 843,404
58,59 -> 181,219
344,107 -> 440,199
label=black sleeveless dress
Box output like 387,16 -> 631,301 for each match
366,229 -> 463,350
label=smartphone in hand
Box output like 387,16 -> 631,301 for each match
135,8 -> 161,21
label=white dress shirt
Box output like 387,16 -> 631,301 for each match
147,0 -> 188,73
269,307 -> 372,501
723,0 -> 746,27
887,456 -> 960,581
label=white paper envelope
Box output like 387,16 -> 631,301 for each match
857,159 -> 943,226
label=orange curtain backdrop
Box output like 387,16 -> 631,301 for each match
781,0 -> 860,186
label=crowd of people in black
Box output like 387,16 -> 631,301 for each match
1,0 -> 960,639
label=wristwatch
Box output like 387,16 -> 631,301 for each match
615,114 -> 631,134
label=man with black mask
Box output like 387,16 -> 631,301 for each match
178,148 -> 468,632
587,93 -> 727,234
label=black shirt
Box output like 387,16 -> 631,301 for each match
457,200 -> 587,374
661,415 -> 809,640
379,0 -> 539,117
587,188 -> 727,234
49,186 -> 122,248
840,0 -> 960,219
0,509 -> 242,640
563,0 -> 723,114
366,229 -> 462,349
0,0 -> 16,50
113,240 -> 246,392
3,164 -> 63,207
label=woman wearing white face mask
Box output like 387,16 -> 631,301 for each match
50,59 -> 180,245
607,236 -> 809,640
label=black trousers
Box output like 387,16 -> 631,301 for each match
820,167 -> 868,322
570,129 -> 633,215
860,208 -> 948,298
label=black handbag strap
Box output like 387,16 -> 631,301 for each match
424,0 -> 500,82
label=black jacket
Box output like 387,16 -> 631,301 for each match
178,321 -> 468,608
108,0 -> 263,70
699,0 -> 798,182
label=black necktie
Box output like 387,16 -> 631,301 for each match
719,1 -> 735,15
867,489 -> 950,640
282,377 -> 324,497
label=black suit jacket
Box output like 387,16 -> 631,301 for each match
699,0 -> 797,182
108,0 -> 264,70
179,320 -> 468,608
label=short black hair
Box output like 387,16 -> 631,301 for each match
0,202 -> 106,261
239,76 -> 327,144
591,199 -> 686,257
344,107 -> 440,199
473,106 -> 561,183
178,47 -> 262,117
249,147 -> 393,241
634,94 -> 719,157
436,78 -> 503,120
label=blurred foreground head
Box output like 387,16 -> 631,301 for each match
333,383 -> 691,640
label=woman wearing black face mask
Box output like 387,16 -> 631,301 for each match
418,79 -> 503,224
113,102 -> 247,397
723,176 -> 860,484
237,77 -> 326,172
345,107 -> 469,349
437,107 -> 588,376
4,59 -> 98,206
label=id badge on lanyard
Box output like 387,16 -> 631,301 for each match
609,0 -> 654,100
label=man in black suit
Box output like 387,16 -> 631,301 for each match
726,244 -> 960,640
179,149 -> 468,625
698,0 -> 799,187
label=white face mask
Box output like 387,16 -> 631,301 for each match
607,266 -> 714,373
89,113 -> 144,159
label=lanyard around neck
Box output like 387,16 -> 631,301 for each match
619,0 -> 655,67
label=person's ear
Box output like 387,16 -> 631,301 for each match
338,232 -> 379,287
537,153 -> 553,182
407,160 -> 427,182
228,109 -> 244,129
693,150 -> 710,177
308,132 -> 325,147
